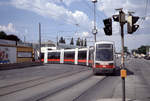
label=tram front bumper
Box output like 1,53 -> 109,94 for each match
93,68 -> 115,74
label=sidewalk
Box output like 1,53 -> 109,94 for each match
0,62 -> 43,70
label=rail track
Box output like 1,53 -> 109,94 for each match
0,67 -> 90,96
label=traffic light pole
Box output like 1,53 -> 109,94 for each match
104,8 -> 139,101
120,22 -> 126,101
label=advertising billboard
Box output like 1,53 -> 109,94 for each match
0,46 -> 16,63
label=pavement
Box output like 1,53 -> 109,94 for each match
0,62 -> 43,70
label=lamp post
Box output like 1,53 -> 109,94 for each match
92,0 -> 98,42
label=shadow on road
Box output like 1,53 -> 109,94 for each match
95,66 -> 134,76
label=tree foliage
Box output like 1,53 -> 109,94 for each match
70,37 -> 74,45
0,31 -> 7,39
0,31 -> 20,41
7,34 -> 20,41
59,36 -> 65,44
124,46 -> 128,53
80,39 -> 83,46
76,37 -> 80,46
138,45 -> 146,54
84,38 -> 87,47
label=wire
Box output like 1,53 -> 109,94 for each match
145,0 -> 149,17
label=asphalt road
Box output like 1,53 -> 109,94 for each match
0,58 -> 150,101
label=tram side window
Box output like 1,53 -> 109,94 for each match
64,52 -> 75,59
48,52 -> 60,59
78,51 -> 87,59
41,53 -> 44,59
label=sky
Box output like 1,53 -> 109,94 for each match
0,0 -> 150,52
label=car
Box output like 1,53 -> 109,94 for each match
144,56 -> 150,60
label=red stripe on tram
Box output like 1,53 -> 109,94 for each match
88,60 -> 93,63
78,59 -> 86,63
41,59 -> 44,62
48,59 -> 60,61
64,59 -> 75,62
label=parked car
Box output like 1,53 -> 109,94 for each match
144,56 -> 150,60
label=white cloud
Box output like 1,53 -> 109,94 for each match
54,0 -> 81,6
0,23 -> 17,33
11,0 -> 92,34
82,32 -> 89,37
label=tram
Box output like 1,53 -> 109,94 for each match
41,41 -> 116,74
93,41 -> 116,74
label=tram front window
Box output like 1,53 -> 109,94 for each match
96,49 -> 113,61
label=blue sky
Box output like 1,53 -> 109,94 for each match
0,0 -> 150,51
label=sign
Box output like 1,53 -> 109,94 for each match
0,46 -> 16,63
17,52 -> 32,58
121,69 -> 127,78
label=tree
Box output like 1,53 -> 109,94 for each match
76,37 -> 80,46
138,45 -> 146,55
70,37 -> 74,45
59,37 -> 64,43
0,31 -> 7,39
124,46 -> 128,53
7,34 -> 20,41
84,38 -> 87,47
131,49 -> 138,55
80,39 -> 83,46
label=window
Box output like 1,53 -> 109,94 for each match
78,51 -> 87,59
64,51 -> 75,59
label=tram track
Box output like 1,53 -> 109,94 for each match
0,68 -> 93,101
33,75 -> 108,101
0,67 -> 90,97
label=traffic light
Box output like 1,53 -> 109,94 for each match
113,15 -> 119,22
127,15 -> 139,34
103,18 -> 112,35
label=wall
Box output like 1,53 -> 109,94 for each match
17,46 -> 33,63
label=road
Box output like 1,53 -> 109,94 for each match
0,58 -> 150,101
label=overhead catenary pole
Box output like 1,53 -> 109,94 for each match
39,23 -> 41,62
92,0 -> 98,42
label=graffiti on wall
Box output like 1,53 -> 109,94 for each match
0,47 -> 9,64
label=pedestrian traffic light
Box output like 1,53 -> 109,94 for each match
127,15 -> 139,34
103,18 -> 112,35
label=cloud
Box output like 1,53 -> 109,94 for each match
11,0 -> 92,32
0,23 -> 17,33
97,0 -> 150,34
82,32 -> 89,37
53,0 -> 81,6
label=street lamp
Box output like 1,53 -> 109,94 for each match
92,0 -> 98,42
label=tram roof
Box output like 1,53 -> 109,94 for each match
95,41 -> 114,45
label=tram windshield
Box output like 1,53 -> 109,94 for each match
96,44 -> 113,61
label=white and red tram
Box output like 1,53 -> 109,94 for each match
41,41 -> 116,74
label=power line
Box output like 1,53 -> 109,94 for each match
81,1 -> 104,21
145,0 -> 149,17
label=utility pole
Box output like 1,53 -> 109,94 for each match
39,23 -> 41,62
91,0 -> 98,42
